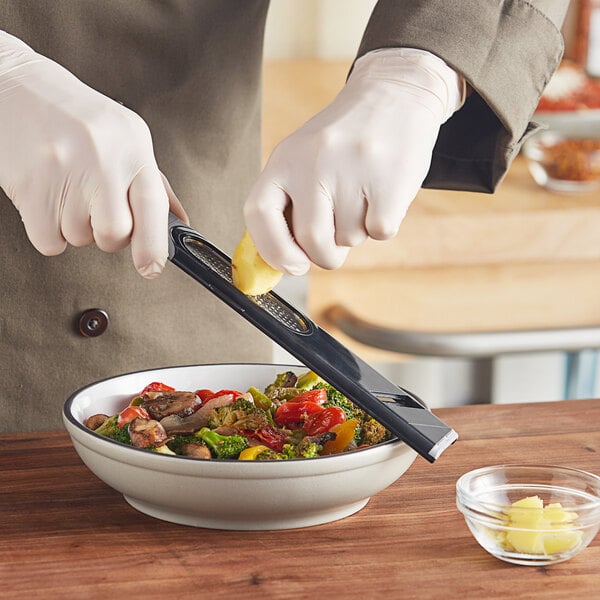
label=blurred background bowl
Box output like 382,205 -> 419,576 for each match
63,363 -> 417,530
523,114 -> 600,193
456,464 -> 600,566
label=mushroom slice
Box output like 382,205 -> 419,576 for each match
128,417 -> 169,449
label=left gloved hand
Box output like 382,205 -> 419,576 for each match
244,48 -> 465,275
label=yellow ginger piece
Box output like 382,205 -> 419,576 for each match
499,495 -> 582,555
232,229 -> 282,296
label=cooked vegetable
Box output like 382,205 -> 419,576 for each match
196,427 -> 248,459
303,406 -> 346,436
128,417 -> 169,449
288,388 -> 327,406
94,414 -> 120,438
359,417 -> 390,446
283,432 -> 335,459
84,413 -> 110,430
296,370 -> 323,389
93,415 -> 131,445
87,370 -> 391,461
274,400 -> 324,429
265,371 -> 297,396
238,445 -> 270,460
246,386 -> 272,411
117,406 -> 151,429
140,390 -> 200,420
197,389 -> 243,403
247,425 -> 287,452
207,397 -> 270,432
152,444 -> 177,456
321,418 -> 360,455
255,448 -> 287,461
166,434 -> 202,455
317,381 -> 365,422
140,381 -> 175,394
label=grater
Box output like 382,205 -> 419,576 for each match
168,214 -> 458,462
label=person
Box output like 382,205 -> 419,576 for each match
0,1 -> 568,432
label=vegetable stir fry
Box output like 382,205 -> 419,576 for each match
84,370 -> 391,460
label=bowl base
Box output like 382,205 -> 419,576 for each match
123,495 -> 370,530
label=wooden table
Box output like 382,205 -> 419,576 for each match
1,399 -> 599,598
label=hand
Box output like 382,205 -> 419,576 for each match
244,48 -> 464,275
0,31 -> 188,278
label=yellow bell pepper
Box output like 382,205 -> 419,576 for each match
238,445 -> 270,460
321,418 -> 360,455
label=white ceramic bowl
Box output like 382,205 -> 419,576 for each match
63,363 -> 417,530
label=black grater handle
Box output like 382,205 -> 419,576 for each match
167,215 -> 458,462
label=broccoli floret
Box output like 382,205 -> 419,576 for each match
294,441 -> 322,458
282,440 -> 325,459
255,448 -> 288,461
313,383 -> 390,445
207,397 -> 270,432
150,444 -> 177,455
114,423 -> 132,445
282,432 -> 334,459
93,414 -> 119,438
316,382 -> 365,421
94,415 -> 132,445
360,417 -> 391,446
280,444 -> 299,459
166,434 -> 203,455
196,427 -> 248,459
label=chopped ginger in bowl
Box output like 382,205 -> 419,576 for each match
456,465 -> 600,566
497,495 -> 582,555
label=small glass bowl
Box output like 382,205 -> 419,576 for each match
522,130 -> 600,193
456,465 -> 600,566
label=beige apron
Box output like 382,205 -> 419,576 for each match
0,0 -> 272,432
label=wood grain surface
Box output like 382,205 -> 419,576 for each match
1,399 -> 599,599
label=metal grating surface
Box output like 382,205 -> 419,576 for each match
184,237 -> 311,334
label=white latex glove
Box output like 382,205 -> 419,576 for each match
244,48 -> 465,275
0,31 -> 187,278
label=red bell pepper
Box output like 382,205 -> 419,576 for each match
303,406 -> 346,435
140,381 -> 175,395
117,406 -> 151,428
287,388 -> 327,406
247,425 -> 288,452
274,400 -> 324,429
196,389 -> 243,403
195,389 -> 215,402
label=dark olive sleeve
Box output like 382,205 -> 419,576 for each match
356,0 -> 569,192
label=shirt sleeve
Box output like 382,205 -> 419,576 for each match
356,0 -> 569,192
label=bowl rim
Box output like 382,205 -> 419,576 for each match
456,463 -> 600,511
63,362 -> 408,469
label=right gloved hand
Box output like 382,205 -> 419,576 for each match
0,31 -> 187,278
244,48 -> 464,276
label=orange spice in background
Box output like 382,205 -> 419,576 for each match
575,0 -> 600,77
540,138 -> 600,181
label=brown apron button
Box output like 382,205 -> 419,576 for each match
78,309 -> 109,338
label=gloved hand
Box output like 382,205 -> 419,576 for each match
244,48 -> 465,275
0,31 -> 188,278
